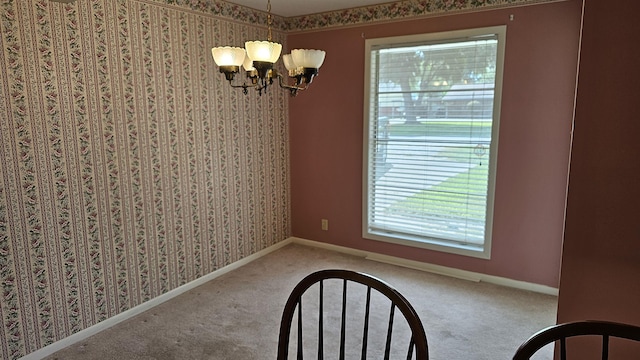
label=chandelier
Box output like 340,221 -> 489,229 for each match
211,0 -> 326,97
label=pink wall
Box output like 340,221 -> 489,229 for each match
288,1 -> 583,288
557,0 -> 640,356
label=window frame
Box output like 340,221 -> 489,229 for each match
362,26 -> 507,259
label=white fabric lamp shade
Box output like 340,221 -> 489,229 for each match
291,49 -> 326,69
245,41 -> 282,63
211,47 -> 246,66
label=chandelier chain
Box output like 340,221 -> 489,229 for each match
267,0 -> 272,41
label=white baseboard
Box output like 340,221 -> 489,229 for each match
289,237 -> 559,296
20,239 -> 293,360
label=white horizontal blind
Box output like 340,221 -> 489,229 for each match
365,30 -> 501,252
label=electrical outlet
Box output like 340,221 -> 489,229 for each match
321,219 -> 329,231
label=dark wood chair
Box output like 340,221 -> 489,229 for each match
276,269 -> 428,360
512,320 -> 640,360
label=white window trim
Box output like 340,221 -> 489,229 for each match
362,26 -> 507,259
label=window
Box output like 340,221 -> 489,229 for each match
363,26 -> 506,259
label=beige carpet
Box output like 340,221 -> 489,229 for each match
45,243 -> 556,359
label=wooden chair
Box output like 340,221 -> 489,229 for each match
512,320 -> 640,360
276,269 -> 428,360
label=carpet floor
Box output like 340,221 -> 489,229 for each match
45,243 -> 557,359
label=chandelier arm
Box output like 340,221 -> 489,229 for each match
227,81 -> 250,95
254,83 -> 268,96
276,73 -> 308,96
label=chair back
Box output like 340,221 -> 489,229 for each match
513,320 -> 640,360
276,269 -> 428,360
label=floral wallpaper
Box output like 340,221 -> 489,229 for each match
0,0 -> 559,358
283,0 -> 558,31
0,0 -> 288,358
151,0 -> 560,32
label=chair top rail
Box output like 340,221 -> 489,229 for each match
513,320 -> 640,360
277,269 -> 429,360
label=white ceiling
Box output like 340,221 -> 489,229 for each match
224,0 -> 395,17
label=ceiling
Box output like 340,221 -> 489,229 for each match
224,0 -> 396,17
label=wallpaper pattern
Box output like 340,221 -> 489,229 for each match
283,0 -> 560,31
0,0 -> 288,358
156,0 -> 559,32
0,0 -> 563,358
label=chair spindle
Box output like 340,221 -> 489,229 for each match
361,286 -> 372,360
297,298 -> 303,360
318,280 -> 324,360
339,279 -> 347,360
384,304 -> 396,360
602,334 -> 609,360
